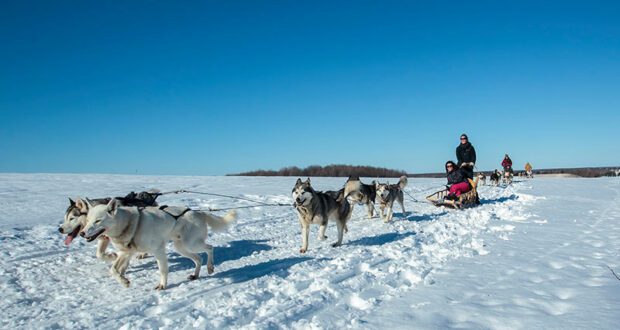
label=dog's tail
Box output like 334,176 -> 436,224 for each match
398,175 -> 408,189
203,210 -> 237,232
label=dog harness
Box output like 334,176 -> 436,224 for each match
158,205 -> 192,220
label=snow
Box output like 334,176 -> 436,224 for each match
0,174 -> 619,329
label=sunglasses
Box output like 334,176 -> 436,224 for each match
446,164 -> 454,168
460,137 -> 467,140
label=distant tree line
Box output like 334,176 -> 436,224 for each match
229,164 -> 407,177
532,167 -> 620,178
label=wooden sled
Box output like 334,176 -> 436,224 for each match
426,178 -> 479,209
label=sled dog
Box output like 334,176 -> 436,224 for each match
59,191 -> 159,261
343,176 -> 377,219
477,172 -> 486,186
81,198 -> 236,290
375,176 -> 408,223
503,170 -> 513,185
292,178 -> 353,253
490,170 -> 501,186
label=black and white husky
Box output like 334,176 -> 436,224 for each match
59,191 -> 159,261
375,176 -> 408,223
343,176 -> 377,219
490,170 -> 501,186
292,178 -> 353,253
477,172 -> 487,186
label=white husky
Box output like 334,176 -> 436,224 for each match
81,198 -> 236,290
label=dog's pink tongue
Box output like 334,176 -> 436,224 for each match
64,235 -> 75,246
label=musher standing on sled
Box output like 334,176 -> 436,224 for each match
502,154 -> 513,173
456,133 -> 479,204
456,133 -> 476,179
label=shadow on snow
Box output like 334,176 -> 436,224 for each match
480,194 -> 518,205
128,239 -> 274,274
213,256 -> 315,284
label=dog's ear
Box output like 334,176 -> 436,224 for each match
75,198 -> 88,212
306,177 -> 311,184
107,198 -> 120,215
68,198 -> 75,206
296,178 -> 302,185
375,181 -> 380,189
84,198 -> 94,209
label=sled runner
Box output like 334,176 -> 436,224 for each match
426,178 -> 479,209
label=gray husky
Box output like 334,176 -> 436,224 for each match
343,176 -> 377,219
292,178 -> 353,253
59,191 -> 159,261
375,176 -> 408,223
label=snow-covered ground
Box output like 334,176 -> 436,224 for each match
0,174 -> 618,329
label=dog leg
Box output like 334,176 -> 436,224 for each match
117,252 -> 134,275
153,248 -> 169,290
385,206 -> 393,223
110,252 -> 131,287
332,220 -> 345,247
367,203 -> 374,219
96,237 -> 117,262
300,223 -> 310,253
204,243 -> 214,275
318,224 -> 327,240
174,241 -> 204,280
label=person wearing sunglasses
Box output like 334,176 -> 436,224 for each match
456,133 -> 476,179
444,160 -> 472,200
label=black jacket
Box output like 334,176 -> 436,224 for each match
447,168 -> 469,185
456,142 -> 476,167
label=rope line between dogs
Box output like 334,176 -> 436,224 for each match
155,188 -> 293,212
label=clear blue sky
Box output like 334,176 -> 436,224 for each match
1,1 -> 618,175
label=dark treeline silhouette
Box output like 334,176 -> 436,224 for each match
229,164 -> 407,177
531,167 -> 620,178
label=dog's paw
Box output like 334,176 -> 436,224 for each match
154,284 -> 166,290
137,253 -> 148,259
317,235 -> 327,241
121,278 -> 130,288
207,265 -> 214,275
299,248 -> 307,253
188,274 -> 198,280
331,242 -> 341,248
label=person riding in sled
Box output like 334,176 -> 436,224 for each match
444,160 -> 472,200
456,133 -> 476,179
502,154 -> 513,173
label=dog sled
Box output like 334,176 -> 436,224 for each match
426,178 -> 479,209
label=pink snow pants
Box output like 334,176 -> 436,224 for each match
449,182 -> 471,196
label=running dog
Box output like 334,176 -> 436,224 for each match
490,170 -> 501,186
292,178 -> 353,253
59,191 -> 159,261
503,170 -> 513,185
477,172 -> 487,186
81,198 -> 236,290
375,176 -> 408,223
343,176 -> 377,219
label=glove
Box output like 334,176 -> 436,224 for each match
469,162 -> 475,167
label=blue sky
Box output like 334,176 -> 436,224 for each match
1,1 -> 618,175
